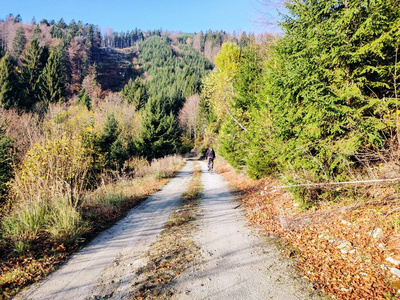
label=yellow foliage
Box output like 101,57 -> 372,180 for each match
12,134 -> 92,207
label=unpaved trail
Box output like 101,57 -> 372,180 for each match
16,162 -> 195,300
16,160 -> 324,300
172,161 -> 322,300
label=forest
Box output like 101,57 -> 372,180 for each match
200,0 -> 400,201
0,0 -> 400,298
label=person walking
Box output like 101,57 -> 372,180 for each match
206,147 -> 215,171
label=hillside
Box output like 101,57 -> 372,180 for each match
1,2 -> 400,299
93,47 -> 138,91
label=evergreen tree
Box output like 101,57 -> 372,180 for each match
20,38 -> 48,109
50,25 -> 64,39
244,0 -> 400,183
0,124 -> 12,203
137,96 -> 181,159
68,19 -> 79,38
78,88 -> 91,110
40,47 -> 66,105
0,52 -> 21,108
98,113 -> 121,168
121,77 -> 148,110
33,24 -> 42,38
12,26 -> 26,59
85,24 -> 94,48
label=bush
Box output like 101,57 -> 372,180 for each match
12,134 -> 91,208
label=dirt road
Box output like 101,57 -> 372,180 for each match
16,160 -> 323,300
172,161 -> 322,300
16,162 -> 195,300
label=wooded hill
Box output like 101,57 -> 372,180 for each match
0,13 -> 254,261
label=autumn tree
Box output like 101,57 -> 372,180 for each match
178,94 -> 200,139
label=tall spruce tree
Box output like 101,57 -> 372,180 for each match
39,47 -> 66,105
12,26 -> 26,59
20,38 -> 48,109
246,0 -> 400,182
121,77 -> 148,110
137,96 -> 181,159
0,52 -> 21,108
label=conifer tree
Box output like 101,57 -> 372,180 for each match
137,96 -> 181,159
20,38 -> 48,109
0,52 -> 21,108
78,88 -> 91,110
12,26 -> 26,59
40,47 -> 66,105
121,77 -> 148,110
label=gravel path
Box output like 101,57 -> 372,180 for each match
172,161 -> 323,300
16,162 -> 194,300
15,160 -> 324,300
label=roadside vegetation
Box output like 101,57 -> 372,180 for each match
215,156 -> 400,299
194,3 -> 400,298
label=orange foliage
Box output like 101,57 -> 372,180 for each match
215,158 -> 400,300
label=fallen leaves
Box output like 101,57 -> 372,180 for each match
215,158 -> 400,300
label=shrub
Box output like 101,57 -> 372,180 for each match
12,134 -> 91,208
0,124 -> 13,202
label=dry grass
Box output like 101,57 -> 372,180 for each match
130,162 -> 202,300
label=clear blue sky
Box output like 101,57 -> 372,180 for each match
0,0 -> 283,34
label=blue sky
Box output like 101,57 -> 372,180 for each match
0,0 -> 283,34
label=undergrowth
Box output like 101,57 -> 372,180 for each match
215,157 -> 400,300
0,155 -> 184,299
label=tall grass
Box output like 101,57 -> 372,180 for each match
2,201 -> 49,253
46,199 -> 89,244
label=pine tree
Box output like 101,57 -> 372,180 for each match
0,52 -> 21,108
20,38 -> 48,109
39,47 -> 66,105
137,96 -> 181,159
12,26 -> 26,59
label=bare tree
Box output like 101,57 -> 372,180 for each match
178,94 -> 200,139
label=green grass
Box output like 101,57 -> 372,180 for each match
46,199 -> 89,244
2,201 -> 49,253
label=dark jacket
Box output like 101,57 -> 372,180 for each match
206,148 -> 215,159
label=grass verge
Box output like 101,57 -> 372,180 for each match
130,161 -> 202,300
